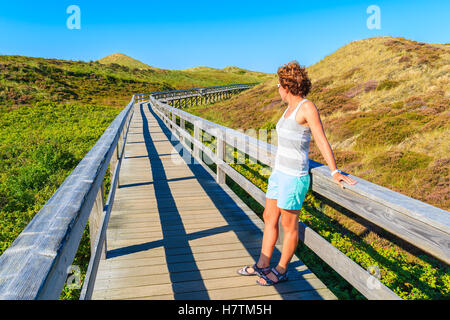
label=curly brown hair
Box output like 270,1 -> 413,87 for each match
277,60 -> 311,97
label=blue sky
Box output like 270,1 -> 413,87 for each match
0,0 -> 448,73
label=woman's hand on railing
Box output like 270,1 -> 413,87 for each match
332,171 -> 358,190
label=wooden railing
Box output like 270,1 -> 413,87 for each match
139,92 -> 449,300
135,83 -> 259,104
0,95 -> 135,299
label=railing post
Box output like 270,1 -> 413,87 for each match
193,120 -> 201,159
114,142 -> 120,186
117,128 -> 122,160
165,109 -> 170,126
180,118 -> 185,130
110,145 -> 118,184
180,117 -> 185,145
118,128 -> 123,158
216,130 -> 226,184
89,181 -> 106,260
172,110 -> 176,127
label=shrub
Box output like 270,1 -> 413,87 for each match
377,80 -> 400,91
0,102 -> 122,299
355,112 -> 428,147
398,55 -> 411,63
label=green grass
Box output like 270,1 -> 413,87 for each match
0,102 -> 122,299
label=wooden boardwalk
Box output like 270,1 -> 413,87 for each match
91,103 -> 337,300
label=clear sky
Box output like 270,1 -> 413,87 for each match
0,0 -> 448,73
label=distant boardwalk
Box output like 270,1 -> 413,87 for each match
91,103 -> 337,300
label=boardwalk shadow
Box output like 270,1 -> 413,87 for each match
111,104 -> 213,299
138,103 -> 324,300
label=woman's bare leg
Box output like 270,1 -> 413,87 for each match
246,197 -> 280,273
277,208 -> 300,270
259,198 -> 281,265
257,208 -> 300,284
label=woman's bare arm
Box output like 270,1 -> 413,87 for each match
301,101 -> 358,189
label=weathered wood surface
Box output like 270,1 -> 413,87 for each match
91,102 -> 337,300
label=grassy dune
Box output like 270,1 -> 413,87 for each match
0,54 -> 273,111
98,53 -> 157,70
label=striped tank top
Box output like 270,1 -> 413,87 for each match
274,99 -> 311,177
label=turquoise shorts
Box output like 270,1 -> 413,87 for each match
265,170 -> 311,210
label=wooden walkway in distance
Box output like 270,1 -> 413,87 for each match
91,102 -> 337,300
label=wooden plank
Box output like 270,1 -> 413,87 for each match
97,248 -> 279,275
95,256 -> 269,281
114,192 -> 247,204
110,278 -> 327,300
103,240 -> 264,262
108,217 -> 264,233
99,246 -> 269,270
106,226 -> 264,243
214,166 -> 400,299
113,202 -> 246,213
106,210 -> 261,224
242,288 -> 338,300
93,260 -> 312,292
108,218 -> 264,233
105,230 -> 264,252
104,228 -> 264,247
93,274 -> 322,300
108,209 -> 254,220
106,212 -> 260,227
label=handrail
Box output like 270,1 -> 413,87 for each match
135,82 -> 259,97
79,99 -> 134,300
146,94 -> 450,299
135,83 -> 259,102
0,95 -> 135,299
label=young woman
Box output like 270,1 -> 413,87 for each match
237,61 -> 358,286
